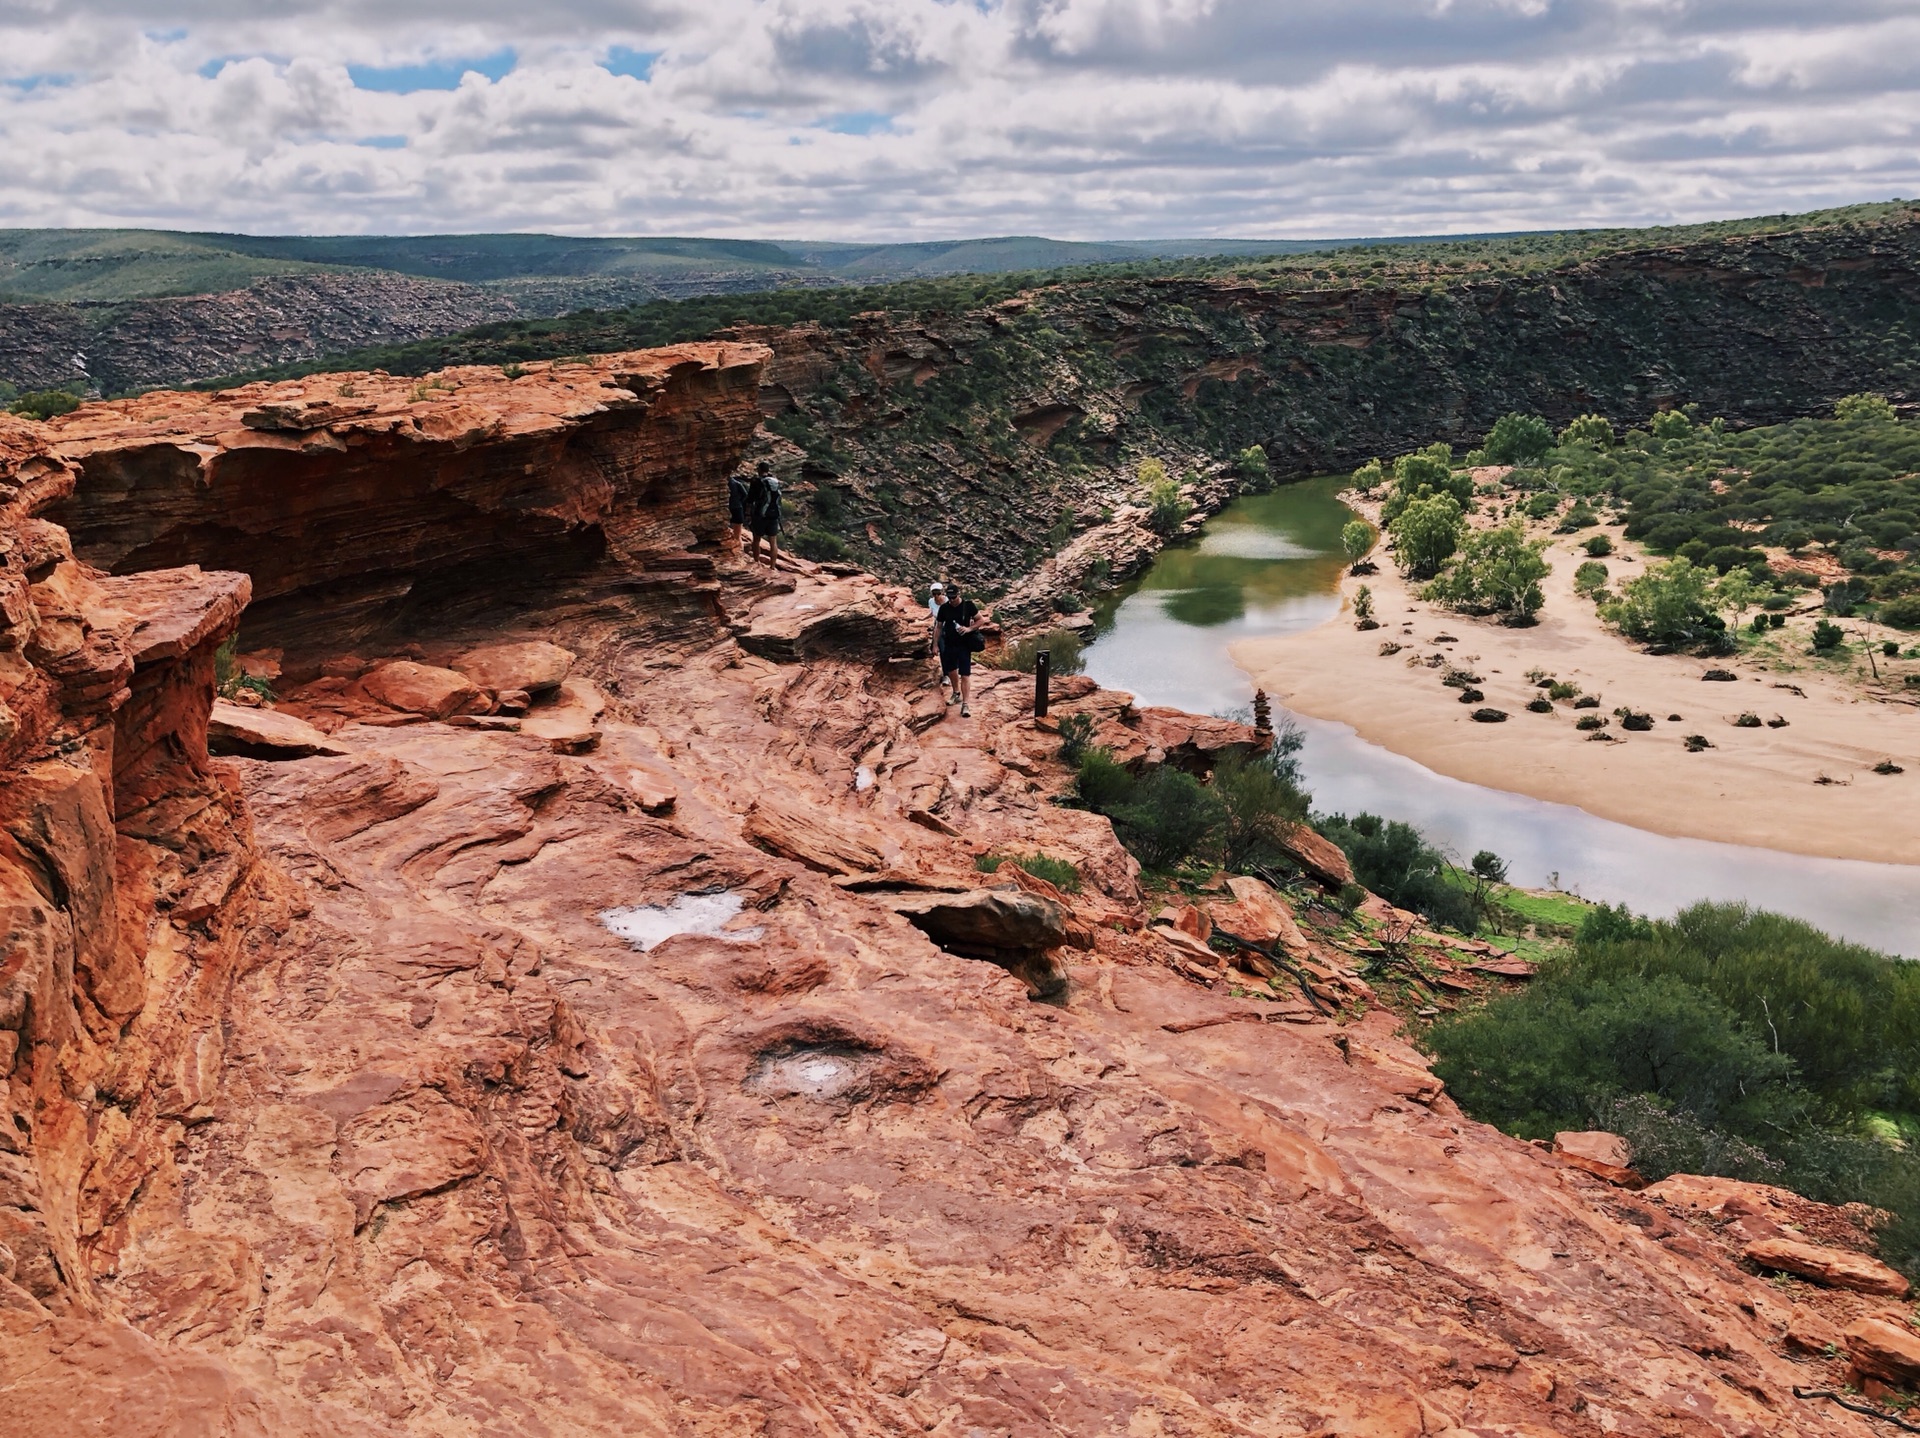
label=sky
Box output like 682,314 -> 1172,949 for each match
0,1 -> 1914,241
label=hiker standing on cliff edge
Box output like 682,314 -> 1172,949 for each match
727,466 -> 752,551
746,462 -> 782,568
937,582 -> 987,718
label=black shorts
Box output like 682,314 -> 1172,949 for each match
729,496 -> 747,524
942,644 -> 972,677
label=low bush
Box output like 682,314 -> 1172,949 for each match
1811,619 -> 1845,652
1106,767 -> 1227,870
1573,560 -> 1609,598
1315,812 -> 1480,933
1882,594 -> 1920,630
1422,523 -> 1551,623
789,528 -> 850,562
1480,412 -> 1554,465
1582,534 -> 1614,557
1055,712 -> 1096,765
975,851 -> 1083,893
1425,902 -> 1920,1270
1603,558 -> 1727,650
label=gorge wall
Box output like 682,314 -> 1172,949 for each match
729,208 -> 1920,604
0,347 -> 1908,1436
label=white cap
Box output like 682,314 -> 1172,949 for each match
931,581 -> 945,591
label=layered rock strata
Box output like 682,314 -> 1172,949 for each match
42,343 -> 769,658
0,355 -> 1904,1435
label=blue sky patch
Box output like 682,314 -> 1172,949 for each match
4,74 -> 75,93
356,135 -> 407,150
348,48 -> 515,93
602,46 -> 659,82
818,111 -> 892,136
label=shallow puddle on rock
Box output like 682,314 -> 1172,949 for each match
748,1046 -> 873,1100
600,892 -> 764,952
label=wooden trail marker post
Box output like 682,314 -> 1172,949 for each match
1034,650 -> 1051,719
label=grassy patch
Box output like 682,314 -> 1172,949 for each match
975,851 -> 1084,893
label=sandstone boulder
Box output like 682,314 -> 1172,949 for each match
453,640 -> 575,695
1744,1236 -> 1910,1295
1279,823 -> 1355,888
207,700 -> 347,759
1782,1304 -> 1846,1355
521,677 -> 606,754
1846,1316 -> 1920,1385
360,661 -> 483,720
1552,1131 -> 1644,1188
746,790 -> 887,875
1212,874 -> 1313,959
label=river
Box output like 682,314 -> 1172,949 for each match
1079,476 -> 1920,956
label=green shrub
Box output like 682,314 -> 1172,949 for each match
1583,534 -> 1614,557
1236,445 -> 1271,489
1481,413 -> 1554,465
1836,392 -> 1897,424
1106,766 -> 1227,871
1315,812 -> 1480,933
975,851 -> 1083,893
212,639 -> 274,703
1212,749 -> 1311,873
1882,598 -> 1920,631
1559,413 -> 1614,448
10,388 -> 82,420
1573,560 -> 1609,598
790,528 -> 850,561
1055,712 -> 1096,765
1602,558 -> 1725,649
1074,747 -> 1136,812
1811,618 -> 1844,651
1422,523 -> 1551,623
994,628 -> 1085,675
1341,519 -> 1374,566
1147,476 -> 1189,536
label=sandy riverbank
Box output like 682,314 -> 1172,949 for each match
1232,505 -> 1920,867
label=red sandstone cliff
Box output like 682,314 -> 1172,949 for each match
0,354 -> 1902,1436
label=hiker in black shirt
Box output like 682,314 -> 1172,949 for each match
937,584 -> 985,717
727,468 -> 752,551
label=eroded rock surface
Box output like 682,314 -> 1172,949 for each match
0,355 -> 1901,1437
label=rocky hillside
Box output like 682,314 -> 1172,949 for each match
2,349 -> 1915,1435
0,272 -> 521,395
734,207 -> 1920,607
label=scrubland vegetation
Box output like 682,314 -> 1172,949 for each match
1428,902 -> 1920,1273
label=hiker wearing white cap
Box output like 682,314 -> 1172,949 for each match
927,580 -> 947,685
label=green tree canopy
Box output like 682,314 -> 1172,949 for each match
1601,556 -> 1725,648
1423,523 -> 1551,622
1836,392 -> 1897,424
1558,413 -> 1614,448
1341,519 -> 1374,565
1388,492 -> 1465,580
1480,413 -> 1554,465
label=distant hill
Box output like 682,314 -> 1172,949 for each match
0,202 -> 1910,395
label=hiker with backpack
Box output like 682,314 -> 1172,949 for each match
746,462 -> 783,568
937,582 -> 988,717
727,467 -> 752,551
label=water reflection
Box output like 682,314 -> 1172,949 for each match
1081,477 -> 1920,956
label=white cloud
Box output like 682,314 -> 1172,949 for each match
0,1 -> 1908,238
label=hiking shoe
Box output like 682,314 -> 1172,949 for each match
961,706 -> 971,717
947,693 -> 961,705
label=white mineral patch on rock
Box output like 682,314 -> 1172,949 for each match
601,892 -> 763,952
